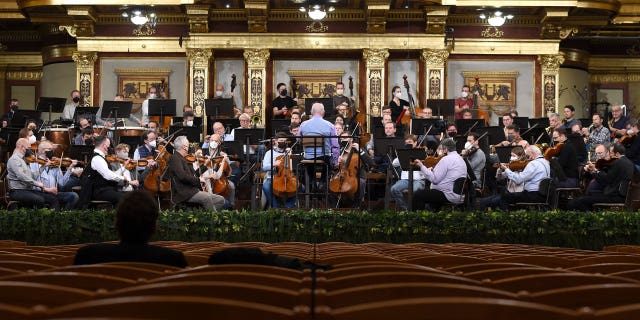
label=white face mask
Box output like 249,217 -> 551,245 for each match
28,135 -> 36,145
465,142 -> 473,150
186,120 -> 194,127
118,152 -> 129,159
210,141 -> 219,150
148,93 -> 156,99
510,156 -> 518,161
628,129 -> 635,135
437,150 -> 444,156
461,91 -> 469,98
336,89 -> 344,95
216,91 -> 223,97
149,140 -> 157,148
394,92 -> 402,99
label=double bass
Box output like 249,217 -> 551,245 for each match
272,141 -> 299,199
470,76 -> 490,124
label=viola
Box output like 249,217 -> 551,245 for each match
544,142 -> 563,160
422,153 -> 445,168
272,148 -> 298,199
619,133 -> 636,145
507,159 -> 532,172
329,144 -> 359,199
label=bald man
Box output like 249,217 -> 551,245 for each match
6,138 -> 59,209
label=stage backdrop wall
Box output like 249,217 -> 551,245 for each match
214,59 -> 245,111
100,58 -> 188,117
388,60 -> 418,106
40,62 -> 76,118
559,67 -> 589,120
447,60 -> 535,125
273,59 -> 359,99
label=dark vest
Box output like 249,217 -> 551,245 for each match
88,152 -> 119,191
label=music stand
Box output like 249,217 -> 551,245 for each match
494,146 -> 514,164
304,98 -> 334,118
169,125 -> 200,143
70,145 -> 95,164
455,136 -> 467,153
396,147 -> 427,211
221,140 -> 244,161
102,101 -> 133,144
234,128 -> 265,173
271,118 -> 291,134
521,126 -> 550,145
529,118 -> 550,128
205,98 -> 234,119
476,126 -> 507,146
172,116 -> 202,127
149,99 -> 177,131
427,99 -> 455,119
373,137 -> 405,157
36,97 -> 66,124
11,110 -> 41,129
411,118 -> 445,136
73,107 -> 99,126
455,118 -> 486,136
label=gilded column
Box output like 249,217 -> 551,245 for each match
421,49 -> 449,100
72,51 -> 97,107
186,48 -> 213,118
539,54 -> 565,116
363,48 -> 389,120
243,49 -> 270,125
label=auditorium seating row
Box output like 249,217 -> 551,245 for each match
2,240 -> 640,319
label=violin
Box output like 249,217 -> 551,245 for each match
595,157 -> 618,170
25,155 -> 48,166
619,133 -> 636,145
422,153 -> 445,168
106,155 -> 149,171
506,159 -> 532,172
544,142 -> 563,160
329,143 -> 359,199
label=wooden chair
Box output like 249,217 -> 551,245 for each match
445,262 -> 540,274
608,270 -> 640,281
320,283 -> 517,309
0,253 -> 56,265
178,264 -> 304,278
405,254 -> 486,268
184,254 -> 209,267
593,181 -> 639,211
323,272 -> 481,291
148,271 -> 305,291
106,281 -> 309,308
492,255 -> 575,268
0,281 -> 94,308
47,264 -> 166,280
527,284 -> 640,310
0,272 -> 137,291
0,260 -> 56,272
567,263 -> 640,275
487,273 -> 638,293
512,178 -> 553,210
463,267 -> 566,281
44,296 -> 301,320
577,255 -> 640,266
97,261 -> 182,274
593,303 -> 640,319
0,303 -> 30,320
0,240 -> 26,248
317,254 -> 399,265
316,297 -> 578,320
324,264 -> 450,279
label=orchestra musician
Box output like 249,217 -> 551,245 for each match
7,138 -> 60,210
495,125 -> 528,148
73,117 -> 93,145
562,105 -> 581,130
206,133 -> 236,208
95,94 -> 144,127
110,143 -> 140,192
582,144 -> 609,196
333,82 -> 355,109
501,113 -> 514,138
366,121 -> 397,173
454,85 -> 474,120
390,135 -> 426,211
84,135 -> 127,206
331,131 -> 370,208
478,146 -> 526,210
140,86 -> 159,126
445,124 -> 458,139
610,104 -> 629,139
175,111 -> 195,127
389,86 -> 410,123
412,138 -> 468,211
419,107 -> 433,119
166,135 -> 225,211
28,140 -> 80,209
298,102 -> 340,189
272,83 -> 297,120
336,102 -> 349,119
568,143 -> 634,211
621,119 -> 640,172
262,132 -> 298,208
461,132 -> 486,189
461,109 -> 473,120
134,131 -> 157,167
290,111 -> 302,126
550,127 -> 579,188
74,128 -> 95,146
498,145 -> 550,210
584,113 -> 610,159
147,121 -> 160,133
548,113 -> 562,133
62,89 -> 81,120
2,98 -> 19,123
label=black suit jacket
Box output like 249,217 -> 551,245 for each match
73,242 -> 187,268
596,155 -> 634,198
166,152 -> 201,204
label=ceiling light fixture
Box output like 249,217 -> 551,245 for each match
121,7 -> 157,26
299,3 -> 334,20
479,11 -> 513,27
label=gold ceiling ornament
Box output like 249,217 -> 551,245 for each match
305,21 -> 328,32
58,25 -> 77,38
421,48 -> 450,68
559,27 -> 578,40
538,54 -> 565,74
481,26 -> 504,38
132,23 -> 157,36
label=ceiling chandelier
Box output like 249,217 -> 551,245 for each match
299,4 -> 335,20
479,11 -> 513,27
121,7 -> 157,26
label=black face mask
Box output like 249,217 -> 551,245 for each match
277,142 -> 287,149
340,141 -> 349,149
507,134 -> 516,142
72,97 -> 80,104
45,150 -> 54,159
84,138 -> 93,146
405,144 -> 414,149
24,149 -> 32,158
280,89 -> 287,97
448,131 -> 457,138
10,105 -> 18,111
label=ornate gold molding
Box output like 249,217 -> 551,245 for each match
58,25 -> 77,38
132,24 -> 157,36
462,71 -> 520,78
72,51 -> 97,107
244,48 -> 269,126
451,39 -> 559,55
187,48 -> 212,118
186,48 -> 212,68
421,48 -> 449,68
366,0 -> 390,33
590,73 -> 640,83
245,0 -> 268,33
186,5 -> 209,33
72,51 -> 97,72
115,68 -> 173,76
425,6 -> 449,34
481,26 -> 504,38
561,48 -> 590,67
288,70 -> 344,78
539,54 -> 565,74
363,48 -> 389,69
41,44 -> 76,64
0,30 -> 40,42
6,70 -> 43,81
243,49 -> 270,69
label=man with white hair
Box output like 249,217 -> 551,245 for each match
166,135 -> 225,211
298,102 -> 340,189
498,145 -> 550,209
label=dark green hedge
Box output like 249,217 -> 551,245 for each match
1,209 -> 640,249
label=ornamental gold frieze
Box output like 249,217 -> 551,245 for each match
590,73 -> 640,83
5,70 -> 43,81
589,56 -> 640,71
0,31 -> 40,42
363,48 -> 389,68
451,39 -> 559,55
0,53 -> 42,66
243,49 -> 270,68
539,54 -> 565,74
96,14 -> 187,25
421,49 -> 450,67
18,0 -> 196,9
115,68 -> 173,76
42,44 -> 76,64
186,48 -> 212,67
72,51 -> 97,72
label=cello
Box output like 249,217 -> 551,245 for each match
204,148 -> 231,197
329,138 -> 360,201
272,140 -> 299,199
143,143 -> 172,195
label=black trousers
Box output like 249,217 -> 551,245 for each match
567,195 -> 625,211
10,189 -> 59,210
499,190 -> 545,210
93,187 -> 123,206
412,189 -> 450,211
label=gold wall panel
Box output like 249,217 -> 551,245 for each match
18,0 -> 194,8
589,56 -> 640,71
0,53 -> 42,66
451,39 -> 560,55
77,37 -> 185,53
